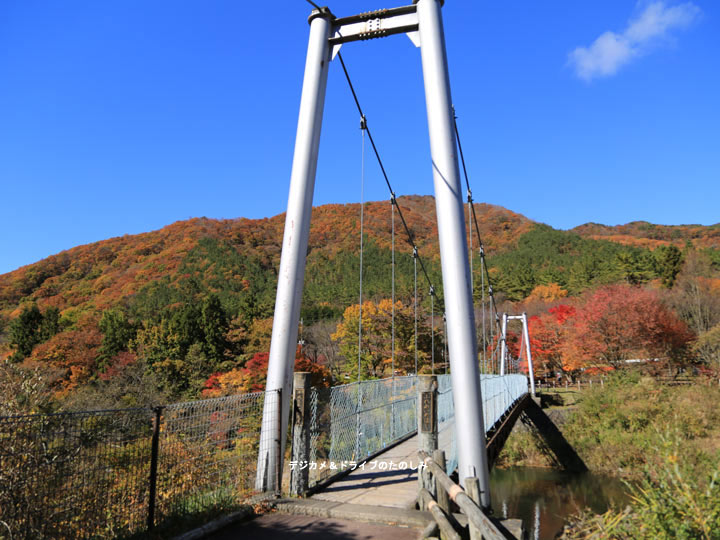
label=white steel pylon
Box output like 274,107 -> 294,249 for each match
499,312 -> 536,396
257,1 -> 492,508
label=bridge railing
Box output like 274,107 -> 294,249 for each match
304,373 -> 528,488
481,374 -> 529,432
307,375 -> 417,488
0,389 -> 279,540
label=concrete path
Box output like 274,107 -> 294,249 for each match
206,423 -> 455,540
209,512 -> 423,540
310,421 -> 454,509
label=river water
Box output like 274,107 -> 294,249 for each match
489,467 -> 628,540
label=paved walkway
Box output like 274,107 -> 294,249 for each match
210,512 -> 423,540
311,421 -> 454,509
207,423 -> 455,540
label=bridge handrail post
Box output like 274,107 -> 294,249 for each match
290,372 -> 312,496
417,375 -> 438,495
522,313 -> 536,396
417,375 -> 438,455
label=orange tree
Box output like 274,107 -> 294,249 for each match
561,285 -> 692,370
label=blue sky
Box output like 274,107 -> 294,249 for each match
1,1 -> 718,275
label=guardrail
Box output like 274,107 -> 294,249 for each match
418,449 -> 510,540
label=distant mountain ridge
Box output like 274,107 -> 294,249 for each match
0,196 -> 531,317
2,196 -> 719,320
2,194 -> 719,403
572,221 -> 720,250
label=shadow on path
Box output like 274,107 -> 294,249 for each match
208,513 -> 421,540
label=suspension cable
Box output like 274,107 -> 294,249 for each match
357,115 -> 367,381
454,111 -> 506,373
480,245 -> 486,373
338,52 -> 435,291
454,114 -> 501,316
430,285 -> 435,375
443,313 -> 448,374
414,246 -> 418,375
391,196 -> 396,378
338,52 -> 440,376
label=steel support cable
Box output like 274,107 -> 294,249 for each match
518,325 -> 525,375
430,285 -> 435,375
443,313 -> 449,374
357,116 -> 366,384
454,116 -> 501,313
414,246 -> 418,375
468,192 -> 473,294
453,113 -> 505,372
480,249 -> 486,373
338,52 -> 442,378
391,197 -> 396,379
337,53 -> 435,291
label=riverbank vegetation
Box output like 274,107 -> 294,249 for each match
497,372 -> 720,539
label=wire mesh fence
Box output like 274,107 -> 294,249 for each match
0,389 -> 279,540
436,374 -> 457,472
0,408 -> 153,539
480,374 -> 528,432
305,373 -> 528,487
308,375 -> 417,487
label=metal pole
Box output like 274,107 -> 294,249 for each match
416,0 -> 491,507
257,7 -> 333,490
147,406 -> 162,530
499,313 -> 508,376
522,313 -> 536,396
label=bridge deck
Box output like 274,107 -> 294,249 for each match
311,421 -> 454,508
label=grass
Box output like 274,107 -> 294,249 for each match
498,371 -> 720,539
562,430 -> 720,539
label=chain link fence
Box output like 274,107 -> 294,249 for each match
305,373 -> 528,487
308,376 -> 417,487
480,374 -> 528,432
0,389 -> 279,540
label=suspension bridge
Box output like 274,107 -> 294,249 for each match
248,1 -> 578,538
0,1 -> 585,539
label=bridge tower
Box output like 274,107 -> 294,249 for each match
257,0 -> 492,508
499,312 -> 536,396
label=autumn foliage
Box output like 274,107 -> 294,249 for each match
202,346 -> 330,397
0,195 -> 717,407
526,286 -> 693,377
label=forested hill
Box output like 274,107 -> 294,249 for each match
573,221 -> 720,249
1,194 -> 719,409
0,195 -> 530,319
0,196 -> 531,404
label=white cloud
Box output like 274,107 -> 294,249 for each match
568,2 -> 701,82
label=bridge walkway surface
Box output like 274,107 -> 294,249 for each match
208,389 -> 538,539
209,513 -> 423,540
207,423 -> 455,539
308,419 -> 454,508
